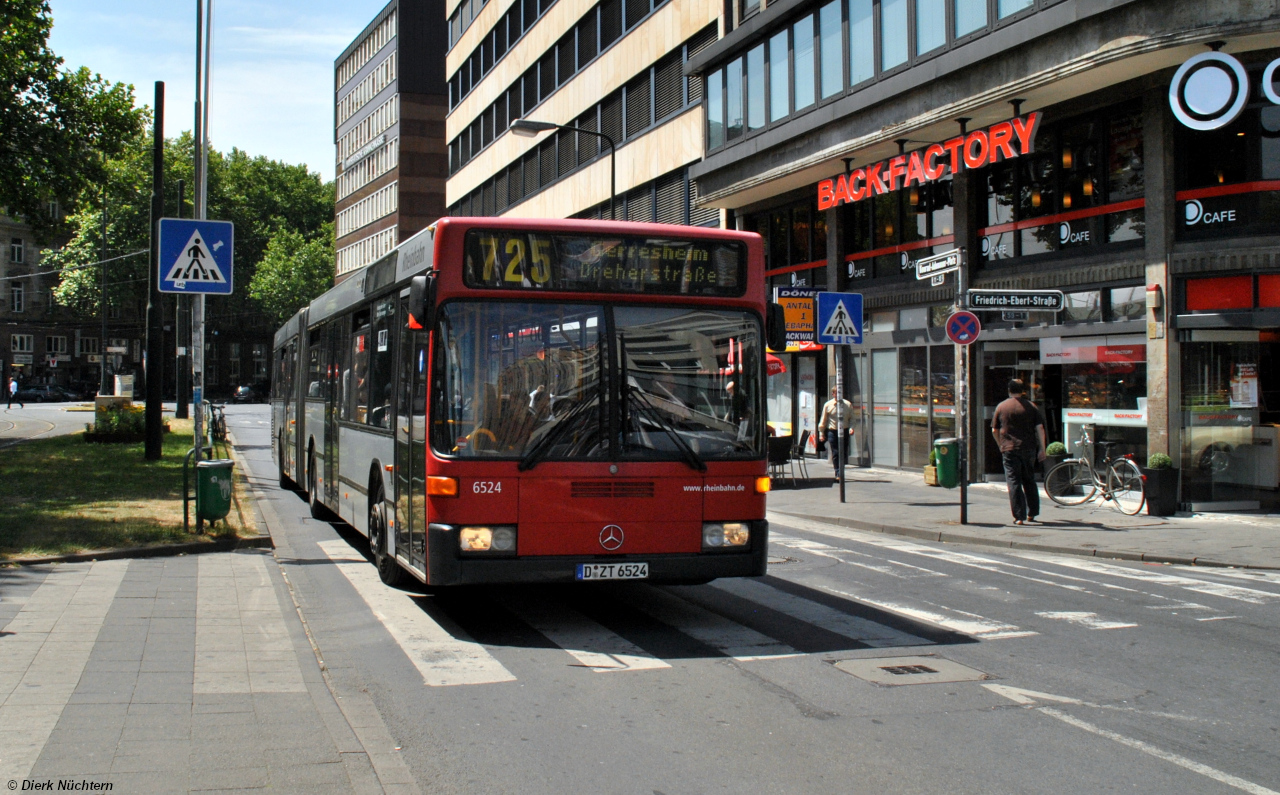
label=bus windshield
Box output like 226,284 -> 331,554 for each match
431,302 -> 763,462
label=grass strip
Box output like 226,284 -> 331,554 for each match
0,419 -> 253,560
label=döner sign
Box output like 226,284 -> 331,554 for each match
818,113 -> 1043,210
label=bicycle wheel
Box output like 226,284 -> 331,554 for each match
1107,458 -> 1146,515
1045,460 -> 1096,506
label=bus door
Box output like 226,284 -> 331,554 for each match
324,321 -> 342,506
395,299 -> 428,571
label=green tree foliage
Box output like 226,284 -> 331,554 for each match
48,131 -> 334,332
1,0 -> 145,239
248,224 -> 336,326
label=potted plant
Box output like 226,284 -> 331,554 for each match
1044,441 -> 1068,474
1143,452 -> 1179,516
924,449 -> 939,486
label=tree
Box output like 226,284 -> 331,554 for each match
248,224 -> 336,326
0,0 -> 145,239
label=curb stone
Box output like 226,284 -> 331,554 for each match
3,534 -> 273,567
772,510 -> 1280,571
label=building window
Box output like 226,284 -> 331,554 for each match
739,0 -> 760,23
47,336 -> 67,355
998,0 -> 1033,19
769,30 -> 790,122
954,0 -> 986,37
726,58 -> 743,141
916,0 -> 946,54
792,15 -> 816,111
819,0 -> 842,99
9,238 -> 23,264
11,334 -> 33,353
10,284 -> 23,313
79,337 -> 99,355
880,0 -> 908,70
746,43 -> 765,132
847,0 -> 874,85
707,69 -> 724,149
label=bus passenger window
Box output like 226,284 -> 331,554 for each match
348,311 -> 371,423
368,298 -> 396,429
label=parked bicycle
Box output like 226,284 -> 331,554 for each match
1044,427 -> 1146,515
206,403 -> 227,443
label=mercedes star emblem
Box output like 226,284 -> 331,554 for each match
599,525 -> 624,551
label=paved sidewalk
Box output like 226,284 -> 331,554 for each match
766,458 -> 1280,569
0,550 -> 389,793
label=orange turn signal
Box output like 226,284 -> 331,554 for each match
755,477 -> 772,494
427,476 -> 459,497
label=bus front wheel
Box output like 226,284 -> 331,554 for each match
369,488 -> 408,587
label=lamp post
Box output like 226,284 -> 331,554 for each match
511,118 -> 616,220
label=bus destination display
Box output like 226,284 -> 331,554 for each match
464,231 -> 746,296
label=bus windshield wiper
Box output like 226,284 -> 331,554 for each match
517,394 -> 599,471
628,386 -> 706,472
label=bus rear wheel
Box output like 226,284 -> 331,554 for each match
368,491 -> 408,587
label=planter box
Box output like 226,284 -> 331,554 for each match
1043,454 -> 1067,474
1143,467 -> 1179,516
924,465 -> 939,486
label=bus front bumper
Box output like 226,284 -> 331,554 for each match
425,520 -> 769,586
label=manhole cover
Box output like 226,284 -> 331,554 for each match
834,655 -> 989,686
767,556 -> 794,565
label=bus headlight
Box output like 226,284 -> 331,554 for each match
702,522 -> 750,550
459,525 -> 517,553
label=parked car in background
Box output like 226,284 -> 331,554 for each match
231,383 -> 269,404
14,384 -> 80,403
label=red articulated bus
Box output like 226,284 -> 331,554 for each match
272,217 -> 786,588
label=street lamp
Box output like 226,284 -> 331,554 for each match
511,118 -> 617,220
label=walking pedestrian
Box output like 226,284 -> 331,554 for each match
819,386 -> 854,480
991,378 -> 1047,525
7,375 -> 22,409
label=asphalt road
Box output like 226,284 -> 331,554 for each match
226,404 -> 1280,795
0,401 -> 95,448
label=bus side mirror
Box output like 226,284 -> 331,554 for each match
766,302 -> 787,352
408,274 -> 436,330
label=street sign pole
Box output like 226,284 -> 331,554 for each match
957,252 -> 968,525
837,348 -> 845,504
192,0 -> 211,533
144,81 -> 165,461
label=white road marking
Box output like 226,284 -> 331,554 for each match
1195,615 -> 1239,622
0,560 -> 128,783
1035,611 -> 1138,630
195,552 -> 307,693
1011,553 -> 1280,605
713,579 -> 931,647
820,587 -> 1037,640
499,598 -> 671,673
637,587 -> 799,660
988,686 -> 1279,795
318,540 -> 516,686
771,532 -> 947,578
983,685 -> 1202,722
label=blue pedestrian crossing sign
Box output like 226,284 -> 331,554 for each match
816,292 -> 863,345
158,218 -> 234,294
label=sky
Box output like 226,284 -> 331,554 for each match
47,0 -> 391,183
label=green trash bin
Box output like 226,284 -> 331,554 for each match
196,459 -> 235,523
933,438 -> 960,489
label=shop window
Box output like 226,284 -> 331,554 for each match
1259,274 -> 1280,308
871,348 -> 898,466
848,0 -> 874,85
997,0 -> 1032,18
1186,276 -> 1252,311
793,16 -> 815,111
792,206 -> 812,263
916,0 -> 946,54
746,44 -> 765,131
930,345 -> 955,440
929,305 -> 952,327
769,210 -> 789,269
1061,291 -> 1102,323
954,0 -> 985,37
899,307 -> 928,330
1109,286 -> 1145,321
880,0 -> 908,70
871,311 -> 896,332
819,0 -> 843,99
769,31 -> 789,121
900,346 -> 929,467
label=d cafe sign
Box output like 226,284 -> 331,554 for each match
818,113 -> 1043,210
